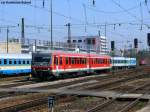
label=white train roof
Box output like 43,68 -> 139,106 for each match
112,57 -> 136,60
0,54 -> 31,59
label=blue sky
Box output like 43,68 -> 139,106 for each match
0,0 -> 150,50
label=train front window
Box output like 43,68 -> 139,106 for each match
34,57 -> 51,63
33,53 -> 51,66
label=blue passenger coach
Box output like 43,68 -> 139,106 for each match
0,54 -> 31,75
112,57 -> 136,69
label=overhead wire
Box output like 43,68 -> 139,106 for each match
111,0 -> 142,22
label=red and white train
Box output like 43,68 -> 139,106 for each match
31,52 -> 111,80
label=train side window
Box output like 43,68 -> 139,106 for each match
9,59 -> 12,64
82,58 -> 84,64
77,58 -> 79,64
71,58 -> 74,64
19,60 -> 22,64
23,60 -> 26,64
54,57 -> 58,65
60,57 -> 62,65
85,58 -> 87,64
14,60 -> 17,64
74,58 -> 76,64
69,57 -> 71,65
4,59 -> 7,64
27,60 -> 30,64
0,59 -> 1,65
66,57 -> 68,64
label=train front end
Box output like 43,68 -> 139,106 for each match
31,53 -> 53,80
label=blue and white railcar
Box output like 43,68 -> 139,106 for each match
0,54 -> 31,75
112,57 -> 136,69
129,58 -> 136,67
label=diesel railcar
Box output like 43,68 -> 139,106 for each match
31,52 -> 112,79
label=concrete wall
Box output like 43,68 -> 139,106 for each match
0,42 -> 21,54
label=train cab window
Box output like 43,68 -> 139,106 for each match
4,59 -> 7,64
60,57 -> 62,65
66,57 -> 68,64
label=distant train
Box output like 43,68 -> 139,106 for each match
139,59 -> 147,66
112,57 -> 136,69
0,54 -> 31,76
31,52 -> 136,80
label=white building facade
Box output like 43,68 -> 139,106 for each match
67,36 -> 108,55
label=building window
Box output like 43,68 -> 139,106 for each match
73,40 -> 76,43
78,40 -> 82,43
67,40 -> 71,43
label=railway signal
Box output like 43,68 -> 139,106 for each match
111,41 -> 115,51
147,33 -> 150,46
134,38 -> 138,48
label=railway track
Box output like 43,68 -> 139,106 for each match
0,97 -> 48,112
79,72 -> 149,91
0,67 -> 148,112
87,77 -> 150,112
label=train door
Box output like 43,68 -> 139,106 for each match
53,55 -> 59,76
59,56 -> 63,73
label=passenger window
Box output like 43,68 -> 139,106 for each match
9,59 -> 12,64
4,59 -> 7,64
27,60 -> 29,64
69,57 -> 71,65
19,60 -> 21,64
85,58 -> 87,64
71,58 -> 74,64
14,60 -> 17,64
60,57 -> 62,65
23,60 -> 26,64
66,57 -> 68,64
54,57 -> 58,65
0,59 -> 1,64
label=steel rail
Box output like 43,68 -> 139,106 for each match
86,73 -> 150,112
